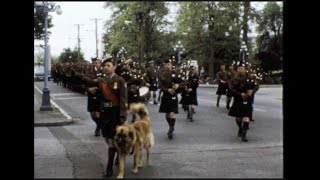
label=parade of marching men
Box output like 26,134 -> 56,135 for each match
35,1 -> 283,179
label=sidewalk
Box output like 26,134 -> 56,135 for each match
34,86 -> 74,126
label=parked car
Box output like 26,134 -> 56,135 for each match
34,66 -> 51,81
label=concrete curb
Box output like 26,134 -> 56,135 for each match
34,119 -> 74,127
199,84 -> 283,88
34,85 -> 74,126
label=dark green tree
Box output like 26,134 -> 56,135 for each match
103,2 -> 170,63
256,2 -> 283,56
34,7 -> 54,40
58,48 -> 85,63
256,2 -> 283,73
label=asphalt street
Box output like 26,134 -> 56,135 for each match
34,81 -> 283,178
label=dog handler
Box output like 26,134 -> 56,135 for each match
89,57 -> 128,177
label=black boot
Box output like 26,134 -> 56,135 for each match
94,127 -> 100,136
167,118 -> 175,139
153,94 -> 158,105
226,97 -> 231,110
216,96 -> 221,107
106,147 -> 116,177
92,117 -> 101,136
235,119 -> 242,137
182,104 -> 186,112
241,122 -> 249,142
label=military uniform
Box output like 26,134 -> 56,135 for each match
247,66 -> 261,121
228,73 -> 256,118
99,73 -> 128,139
159,59 -> 185,139
216,68 -> 228,107
146,60 -> 159,104
82,58 -> 105,136
84,65 -> 104,112
126,69 -> 146,104
226,65 -> 236,109
117,59 -> 146,122
179,67 -> 199,120
228,61 -> 258,142
98,58 -> 128,177
159,68 -> 184,113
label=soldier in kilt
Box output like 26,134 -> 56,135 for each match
246,63 -> 260,122
179,66 -> 199,120
82,57 -> 104,136
226,64 -> 237,110
216,64 -> 228,107
116,58 -> 146,122
146,60 -> 159,104
228,61 -> 258,142
159,59 -> 185,139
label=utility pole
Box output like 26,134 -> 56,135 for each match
208,3 -> 215,81
138,1 -> 144,64
74,24 -> 84,62
90,18 -> 102,58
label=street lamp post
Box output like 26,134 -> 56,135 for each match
34,2 -> 62,111
240,41 -> 248,63
117,47 -> 127,61
173,41 -> 185,64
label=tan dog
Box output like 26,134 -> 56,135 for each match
114,103 -> 154,179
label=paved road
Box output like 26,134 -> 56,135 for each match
34,81 -> 283,178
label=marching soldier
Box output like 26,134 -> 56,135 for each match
159,59 -> 185,139
89,57 -> 128,177
157,65 -> 163,103
146,60 -> 159,104
216,64 -> 228,108
82,57 -> 104,136
179,66 -> 199,120
117,58 -> 146,122
246,64 -> 260,122
228,61 -> 258,142
179,62 -> 189,111
226,64 -> 237,110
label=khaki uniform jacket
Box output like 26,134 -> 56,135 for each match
99,74 -> 128,118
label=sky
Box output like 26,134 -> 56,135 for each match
34,1 -> 282,62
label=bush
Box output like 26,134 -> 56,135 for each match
263,76 -> 274,84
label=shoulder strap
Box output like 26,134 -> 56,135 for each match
100,81 -> 119,106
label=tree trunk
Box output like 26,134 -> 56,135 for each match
242,1 -> 250,45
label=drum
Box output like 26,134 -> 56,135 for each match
139,86 -> 151,103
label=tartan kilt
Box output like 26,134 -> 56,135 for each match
159,92 -> 179,113
228,97 -> 253,118
216,82 -> 228,95
179,92 -> 198,105
87,92 -> 101,112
